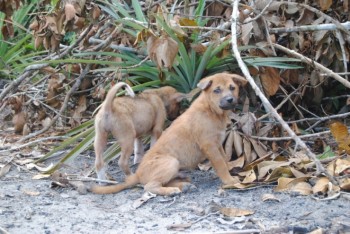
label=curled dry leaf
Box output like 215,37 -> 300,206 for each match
132,191 -> 157,209
26,163 -> 54,172
335,159 -> 350,176
23,190 -> 40,196
242,169 -> 256,183
0,164 -> 11,178
319,0 -> 333,11
261,193 -> 280,202
147,34 -> 179,69
260,67 -> 280,96
233,130 -> 243,157
32,174 -> 51,180
224,130 -> 235,161
312,177 -> 330,194
228,156 -> 244,170
166,222 -> 192,231
220,207 -> 254,217
275,177 -> 312,195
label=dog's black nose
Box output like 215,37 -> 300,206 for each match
226,96 -> 234,103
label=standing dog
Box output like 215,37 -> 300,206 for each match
94,82 -> 185,180
91,73 -> 247,195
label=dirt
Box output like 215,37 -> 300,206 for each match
1,150 -> 350,234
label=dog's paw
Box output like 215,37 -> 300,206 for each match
168,188 -> 182,196
181,183 -> 197,193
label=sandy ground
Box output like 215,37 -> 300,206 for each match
1,151 -> 350,234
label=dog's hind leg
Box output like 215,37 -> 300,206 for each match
133,138 -> 144,164
94,128 -> 108,182
118,136 -> 135,175
165,179 -> 197,193
142,156 -> 182,196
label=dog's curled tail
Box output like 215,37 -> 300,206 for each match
90,173 -> 139,194
103,82 -> 135,112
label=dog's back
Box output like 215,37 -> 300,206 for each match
110,93 -> 166,137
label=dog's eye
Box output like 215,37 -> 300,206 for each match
229,85 -> 235,91
213,87 -> 221,94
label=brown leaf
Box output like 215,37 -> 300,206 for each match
257,161 -> 291,180
275,177 -> 311,195
260,67 -> 280,96
243,137 -> 255,164
233,130 -> 243,157
249,138 -> 268,158
132,192 -> 156,209
92,5 -> 101,20
319,0 -> 333,11
224,130 -> 235,162
261,193 -> 280,202
23,190 -> 40,196
147,35 -> 179,70
335,159 -> 350,176
228,156 -> 245,170
0,164 -> 11,178
242,169 -> 256,183
312,177 -> 330,194
64,3 -> 76,22
166,223 -> 192,231
340,178 -> 350,191
241,18 -> 253,45
220,207 -> 254,217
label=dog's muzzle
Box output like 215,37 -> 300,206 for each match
219,96 -> 238,110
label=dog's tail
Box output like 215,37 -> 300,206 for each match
103,82 -> 135,112
89,173 -> 139,194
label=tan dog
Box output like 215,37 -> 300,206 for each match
91,73 -> 247,195
94,82 -> 185,180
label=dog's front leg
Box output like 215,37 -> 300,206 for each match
201,143 -> 238,185
133,138 -> 144,164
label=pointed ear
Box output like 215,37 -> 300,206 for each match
197,78 -> 213,90
230,74 -> 247,86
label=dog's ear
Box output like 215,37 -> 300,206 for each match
230,74 -> 248,86
171,93 -> 187,103
197,78 -> 213,90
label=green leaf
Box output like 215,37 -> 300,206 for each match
317,146 -> 336,160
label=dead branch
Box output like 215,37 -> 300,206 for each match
18,64 -> 91,143
231,0 -> 337,185
273,43 -> 350,89
279,1 -> 350,39
0,24 -> 94,101
269,22 -> 350,34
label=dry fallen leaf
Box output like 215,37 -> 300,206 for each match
220,207 -> 254,217
147,34 -> 179,69
132,191 -> 157,209
260,67 -> 280,96
166,222 -> 192,231
0,164 -> 11,178
312,177 -> 330,194
261,193 -> 280,202
32,174 -> 51,180
23,190 -> 40,196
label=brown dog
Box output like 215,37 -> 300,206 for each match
94,82 -> 185,180
91,73 -> 247,195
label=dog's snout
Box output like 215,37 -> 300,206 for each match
226,96 -> 234,103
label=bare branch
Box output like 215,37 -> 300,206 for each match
231,0 -> 337,184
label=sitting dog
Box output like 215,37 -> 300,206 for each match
94,82 -> 185,179
91,73 -> 247,195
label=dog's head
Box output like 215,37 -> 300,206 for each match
153,86 -> 187,121
197,73 -> 247,111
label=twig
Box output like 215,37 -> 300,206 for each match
231,0 -> 337,185
0,136 -> 67,153
67,176 -> 119,185
273,43 -> 350,89
335,30 -> 348,80
288,112 -> 350,124
262,16 -> 276,56
18,64 -> 91,143
244,0 -> 274,24
249,130 -> 332,141
279,2 -> 350,39
269,22 -> 350,34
